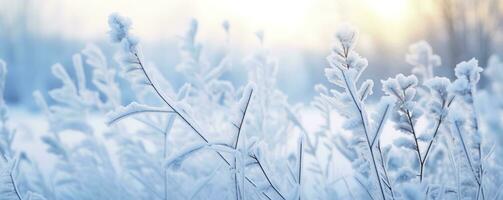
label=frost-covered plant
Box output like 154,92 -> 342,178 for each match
0,60 -> 16,163
174,18 -> 242,147
421,77 -> 455,179
384,44 -> 472,199
317,24 -> 397,200
244,33 -> 304,199
0,59 -> 24,200
381,74 -> 458,199
175,19 -> 235,105
405,41 -> 442,110
320,35 -> 491,200
405,41 -> 441,81
106,13 -> 292,200
480,56 -> 503,153
446,59 -> 486,199
382,74 -> 425,180
296,84 -> 338,199
33,47 -> 137,200
477,55 -> 503,199
107,14 -> 182,199
82,44 -> 122,109
0,60 -> 47,200
245,34 -> 289,144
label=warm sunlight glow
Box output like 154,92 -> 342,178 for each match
366,0 -> 410,21
31,0 -> 419,50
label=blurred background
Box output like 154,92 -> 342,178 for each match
1,0 -> 502,106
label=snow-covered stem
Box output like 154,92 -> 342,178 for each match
324,25 -> 385,199
448,59 -> 485,199
445,134 -> 461,200
250,155 -> 286,200
231,85 -> 253,200
370,102 -> 391,147
163,114 -> 176,200
298,137 -> 303,200
377,142 -> 395,200
342,177 -> 356,200
353,176 -> 376,200
341,56 -> 385,200
452,120 -> 481,184
420,95 -> 455,180
10,165 -> 23,200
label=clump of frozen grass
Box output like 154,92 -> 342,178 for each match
382,74 -> 425,180
317,31 -> 498,199
446,59 -> 486,199
449,59 -> 483,104
318,24 -> 394,200
0,60 -> 48,200
477,55 -> 503,200
244,33 -> 305,199
0,59 -> 14,161
405,41 -> 441,81
0,59 -> 23,200
32,44 -> 140,199
107,13 -> 294,200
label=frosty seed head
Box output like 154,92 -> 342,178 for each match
108,13 -> 132,43
335,23 -> 358,52
454,58 -> 483,83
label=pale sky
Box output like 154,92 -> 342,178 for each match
5,0 -> 437,51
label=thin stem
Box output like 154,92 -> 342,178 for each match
354,175 -> 376,200
469,87 -> 484,200
420,118 -> 441,181
164,136 -> 168,200
342,177 -> 356,200
378,142 -> 396,200
234,157 -> 240,200
339,54 -> 385,200
298,138 -> 303,200
405,110 -> 423,181
371,104 -> 390,147
454,121 -> 480,184
478,146 -> 485,200
420,95 -> 455,181
234,89 -> 253,148
444,132 -> 461,200
10,171 -> 23,200
252,155 -> 286,200
133,53 -> 277,200
134,53 -> 208,143
163,115 -> 176,200
232,87 -> 253,200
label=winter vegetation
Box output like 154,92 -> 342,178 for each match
1,5 -> 503,200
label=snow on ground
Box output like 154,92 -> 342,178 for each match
9,104 -> 417,186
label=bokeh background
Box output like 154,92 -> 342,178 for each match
1,0 -> 502,105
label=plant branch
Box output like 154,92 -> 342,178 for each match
132,53 -> 277,200
405,110 -> 423,181
339,56 -> 386,200
251,155 -> 286,200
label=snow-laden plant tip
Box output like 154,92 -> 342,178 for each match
0,13 -> 502,200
